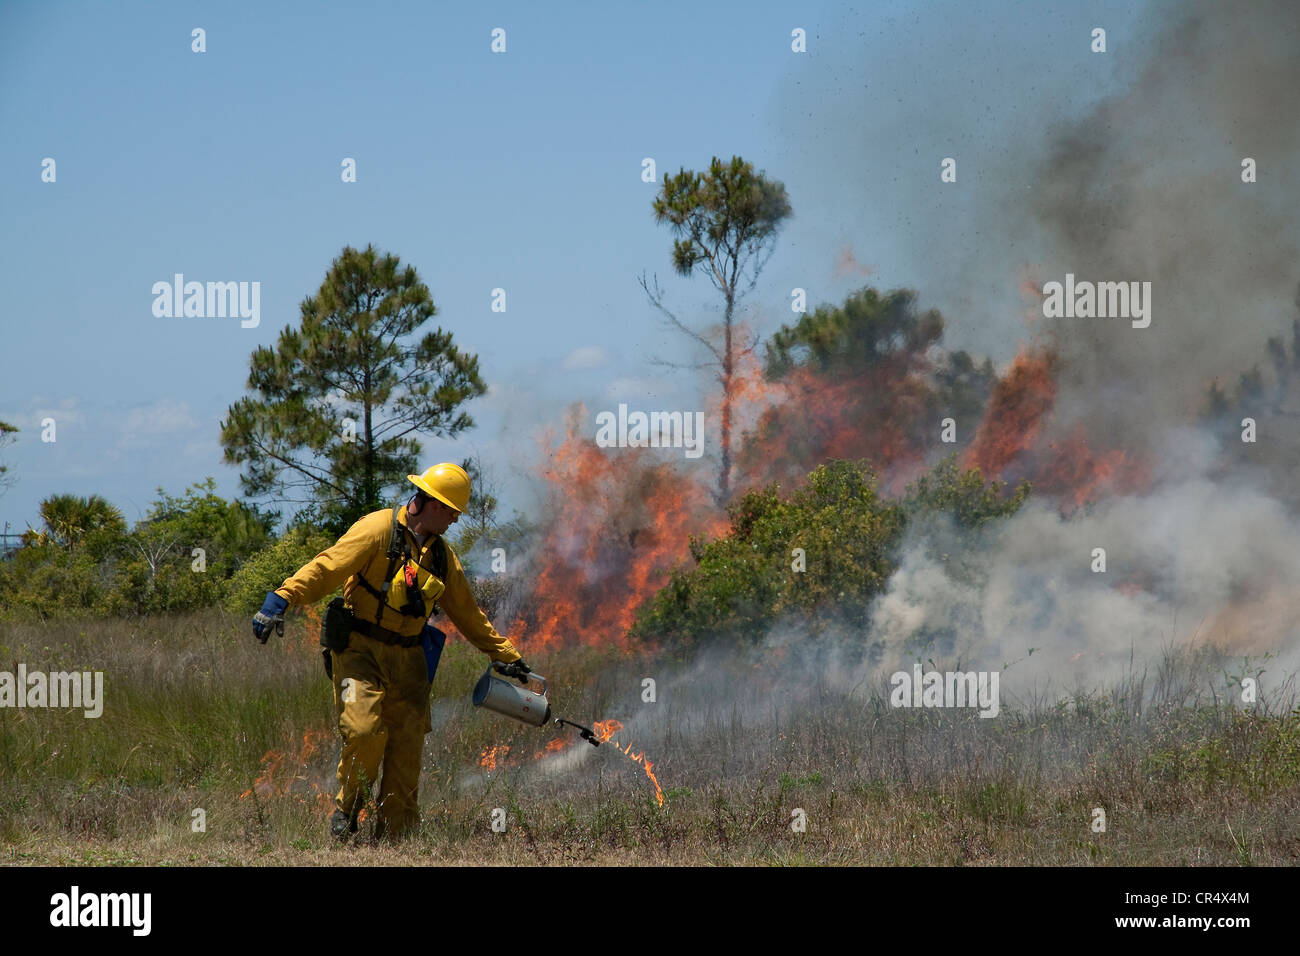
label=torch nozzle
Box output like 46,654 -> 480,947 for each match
554,717 -> 601,747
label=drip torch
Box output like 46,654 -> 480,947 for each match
472,661 -> 601,746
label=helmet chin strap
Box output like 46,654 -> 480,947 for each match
406,495 -> 425,533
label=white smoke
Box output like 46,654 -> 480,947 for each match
870,425 -> 1300,698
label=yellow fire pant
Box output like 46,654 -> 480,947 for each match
330,630 -> 432,839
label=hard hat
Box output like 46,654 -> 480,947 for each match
408,462 -> 471,513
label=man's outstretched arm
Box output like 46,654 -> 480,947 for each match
438,544 -> 522,663
275,511 -> 387,607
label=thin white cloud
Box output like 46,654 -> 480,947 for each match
1,396 -> 87,429
562,345 -> 612,371
121,398 -> 199,435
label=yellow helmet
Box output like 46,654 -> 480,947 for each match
408,462 -> 471,513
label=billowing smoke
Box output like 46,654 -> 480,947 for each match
859,0 -> 1300,690
1027,0 -> 1300,447
872,454 -> 1300,690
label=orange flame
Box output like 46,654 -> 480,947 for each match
310,782 -> 333,812
963,346 -> 1057,479
479,744 -> 511,771
302,603 -> 322,650
589,719 -> 663,806
480,717 -> 663,805
240,729 -> 331,800
1033,425 -> 1151,513
532,738 -> 569,760
641,757 -> 663,805
503,333 -> 943,655
507,412 -> 725,653
961,348 -> 1151,510
735,347 -> 933,497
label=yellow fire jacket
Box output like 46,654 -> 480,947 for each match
274,506 -> 521,663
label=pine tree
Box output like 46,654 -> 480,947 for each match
640,156 -> 792,504
220,245 -> 487,531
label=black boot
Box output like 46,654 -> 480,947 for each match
329,809 -> 358,841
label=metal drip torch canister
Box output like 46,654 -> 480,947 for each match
473,663 -> 552,726
472,662 -> 602,746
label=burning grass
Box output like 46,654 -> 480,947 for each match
503,415 -> 726,653
1,610 -> 1297,865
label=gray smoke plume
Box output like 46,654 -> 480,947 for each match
1029,0 -> 1300,445
764,0 -> 1300,690
872,0 -> 1300,692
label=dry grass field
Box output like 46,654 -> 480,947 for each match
2,611 -> 1298,866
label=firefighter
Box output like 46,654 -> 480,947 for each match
252,462 -> 530,842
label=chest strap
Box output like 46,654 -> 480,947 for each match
351,502 -> 449,626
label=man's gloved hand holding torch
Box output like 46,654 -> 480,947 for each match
497,658 -> 532,684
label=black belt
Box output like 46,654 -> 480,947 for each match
350,617 -> 423,648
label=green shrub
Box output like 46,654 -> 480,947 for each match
631,456 -> 1027,645
0,479 -> 281,619
99,479 -> 275,615
0,541 -> 105,619
222,525 -> 337,613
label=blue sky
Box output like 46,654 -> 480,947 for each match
0,0 -> 1145,532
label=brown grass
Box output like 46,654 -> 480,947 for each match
1,611 -> 1297,865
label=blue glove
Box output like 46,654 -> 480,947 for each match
252,591 -> 289,643
421,624 -> 447,682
